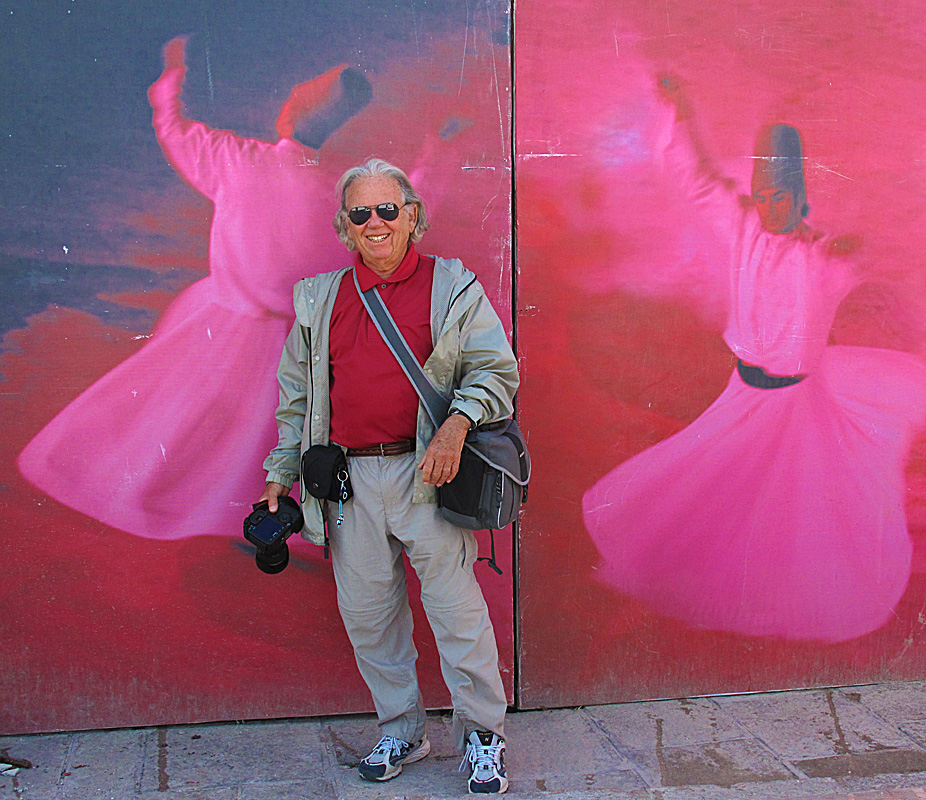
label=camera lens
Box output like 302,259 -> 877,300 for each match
255,541 -> 290,574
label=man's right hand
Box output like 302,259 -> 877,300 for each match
259,482 -> 291,513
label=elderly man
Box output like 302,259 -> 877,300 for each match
261,158 -> 518,794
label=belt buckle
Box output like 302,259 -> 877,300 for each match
379,443 -> 387,457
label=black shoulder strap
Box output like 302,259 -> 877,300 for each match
352,269 -> 450,428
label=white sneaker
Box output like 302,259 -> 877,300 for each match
358,734 -> 430,781
460,730 -> 508,794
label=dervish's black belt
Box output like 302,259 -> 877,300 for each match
736,359 -> 807,389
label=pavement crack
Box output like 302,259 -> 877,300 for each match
57,734 -> 78,787
655,716 -> 668,787
157,728 -> 170,792
826,689 -> 851,755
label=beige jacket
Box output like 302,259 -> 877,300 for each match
263,256 -> 519,544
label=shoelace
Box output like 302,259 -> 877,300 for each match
459,739 -> 502,774
371,735 -> 408,760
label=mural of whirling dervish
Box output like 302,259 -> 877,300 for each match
18,37 -> 372,539
582,75 -> 926,643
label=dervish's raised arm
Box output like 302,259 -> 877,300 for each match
655,73 -> 743,240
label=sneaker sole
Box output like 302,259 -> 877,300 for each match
469,774 -> 509,794
359,737 -> 431,782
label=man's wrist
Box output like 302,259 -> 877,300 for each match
449,409 -> 474,430
264,471 -> 295,489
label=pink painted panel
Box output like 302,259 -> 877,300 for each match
516,0 -> 926,707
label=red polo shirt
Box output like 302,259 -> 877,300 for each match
328,246 -> 436,448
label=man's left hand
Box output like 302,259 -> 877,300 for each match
418,413 -> 471,486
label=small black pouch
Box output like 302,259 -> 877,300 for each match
301,444 -> 354,502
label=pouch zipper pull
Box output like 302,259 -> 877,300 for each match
336,470 -> 349,528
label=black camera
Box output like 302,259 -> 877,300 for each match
243,496 -> 304,574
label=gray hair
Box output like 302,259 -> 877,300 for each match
333,158 -> 430,250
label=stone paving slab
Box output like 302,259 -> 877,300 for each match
657,778 -> 842,800
584,697 -> 745,750
796,751 -> 926,780
715,690 -> 918,761
583,697 -> 803,789
137,719 -> 325,795
663,784 -> 926,800
655,737 -> 794,788
137,788 -> 237,800
823,791 -> 926,800
237,780 -> 337,799
902,722 -> 926,749
831,773 -> 926,795
504,708 -> 647,794
842,684 -> 926,726
57,728 -> 147,800
805,792 -> 926,800
0,732 -> 70,800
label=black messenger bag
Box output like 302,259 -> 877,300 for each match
437,418 -> 529,532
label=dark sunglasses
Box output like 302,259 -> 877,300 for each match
348,202 -> 408,225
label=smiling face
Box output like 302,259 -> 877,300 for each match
345,175 -> 418,276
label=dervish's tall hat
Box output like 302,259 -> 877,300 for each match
751,124 -> 809,217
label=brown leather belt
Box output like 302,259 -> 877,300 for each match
346,439 -> 416,458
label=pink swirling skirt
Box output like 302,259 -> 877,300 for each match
582,346 -> 926,643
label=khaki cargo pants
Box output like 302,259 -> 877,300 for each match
326,451 -> 506,752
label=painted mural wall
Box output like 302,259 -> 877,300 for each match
516,0 -> 926,707
4,0 -> 926,736
0,0 -> 512,734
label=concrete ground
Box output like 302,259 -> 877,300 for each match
2,682 -> 926,800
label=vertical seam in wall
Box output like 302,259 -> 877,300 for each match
509,0 -> 522,711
